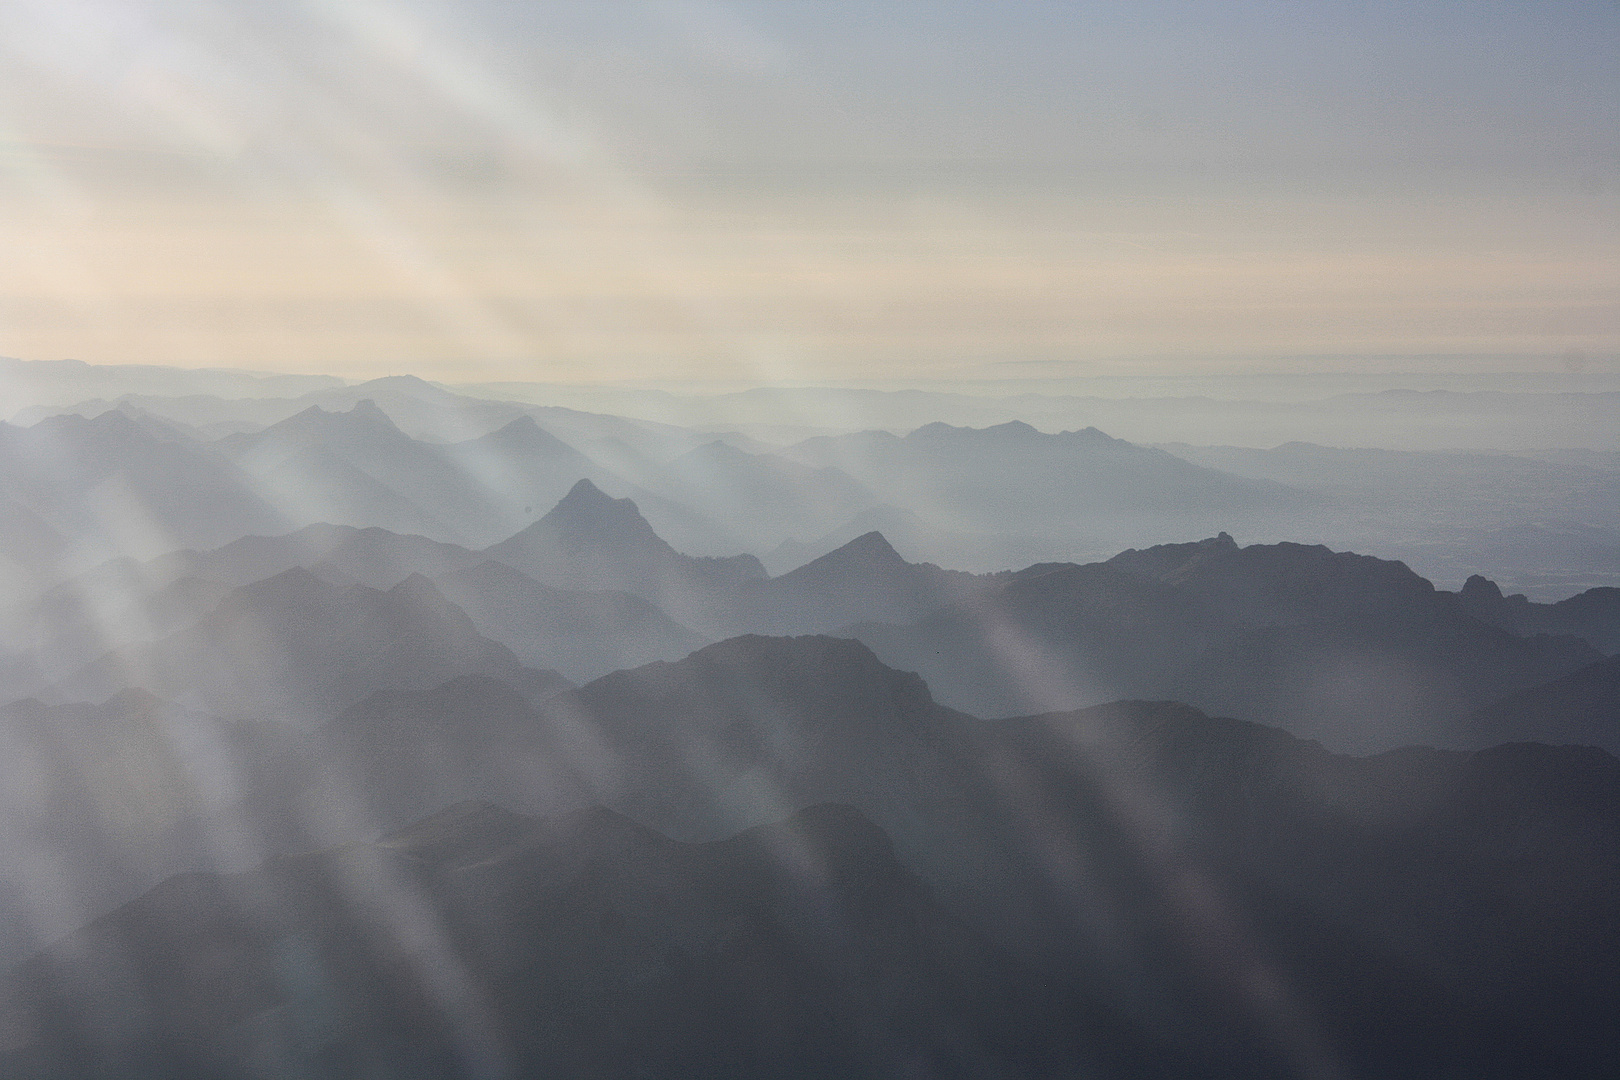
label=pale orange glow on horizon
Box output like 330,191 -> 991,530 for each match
1,0 -> 1616,385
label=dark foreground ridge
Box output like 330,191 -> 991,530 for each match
3,664 -> 1618,1078
0,804 -> 1139,1080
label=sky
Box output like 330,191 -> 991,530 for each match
0,0 -> 1616,387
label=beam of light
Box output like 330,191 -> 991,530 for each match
963,601 -> 1350,1080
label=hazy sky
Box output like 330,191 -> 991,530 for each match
0,0 -> 1615,386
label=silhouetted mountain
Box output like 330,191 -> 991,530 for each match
8,526 -> 485,692
59,568 -> 568,723
760,503 -> 1084,577
219,401 -> 487,543
0,802 -> 1111,1080
433,559 -> 708,682
323,675 -> 597,828
0,411 -> 288,560
0,691 -> 319,967
298,373 -> 531,440
650,440 -> 878,551
310,636 -> 967,851
0,496 -> 66,582
26,572 -> 233,680
1467,653 -> 1620,750
178,522 -> 482,590
572,635 -> 970,835
12,664 -> 1617,1077
1457,573 -> 1620,653
0,356 -> 341,410
787,421 -> 1312,554
579,644 -> 1617,1076
852,536 -> 1602,751
731,531 -> 989,635
219,400 -> 688,550
484,479 -> 764,629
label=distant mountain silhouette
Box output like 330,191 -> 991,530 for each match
763,503 -> 935,573
435,414 -> 631,540
731,531 -> 989,635
0,690 -> 318,966
9,367 -> 1620,1078
1467,652 -> 1620,750
787,421 -> 1312,552
852,535 -> 1602,751
433,559 -> 707,682
0,410 -> 287,558
651,439 -> 878,551
0,495 -> 64,577
26,571 -> 232,679
181,522 -> 482,590
218,401 -> 489,543
7,525 -> 489,692
313,636 -> 968,851
484,479 -> 764,629
324,674 -> 597,828
760,503 -> 1083,577
59,567 -> 568,722
1162,441 -> 1620,590
1457,573 -> 1620,652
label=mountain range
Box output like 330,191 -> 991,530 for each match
57,568 -> 569,724
3,366 -> 1618,1077
18,479 -> 1615,753
3,633 -> 1614,1076
850,533 -> 1606,751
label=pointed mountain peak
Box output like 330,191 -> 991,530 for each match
685,439 -> 751,462
343,399 -> 405,432
233,564 -> 335,605
1065,425 -> 1125,443
264,563 -> 324,587
37,408 -> 158,444
821,530 -> 906,568
550,477 -> 625,515
270,399 -> 403,439
906,420 -> 965,439
474,414 -> 581,456
391,570 -> 439,593
774,531 -> 913,587
495,478 -> 667,555
497,414 -> 541,435
282,403 -> 335,423
387,573 -> 459,611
